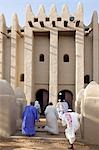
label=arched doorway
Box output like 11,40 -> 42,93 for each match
36,89 -> 49,115
58,90 -> 73,109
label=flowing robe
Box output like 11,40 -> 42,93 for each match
44,105 -> 59,134
62,112 -> 81,144
62,101 -> 69,113
22,105 -> 38,136
34,100 -> 41,119
56,101 -> 68,119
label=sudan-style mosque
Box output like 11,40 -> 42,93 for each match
1,3 -> 99,145
0,3 -> 99,111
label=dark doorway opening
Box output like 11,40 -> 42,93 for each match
58,90 -> 73,109
36,89 -> 49,115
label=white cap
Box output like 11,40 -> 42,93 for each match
58,99 -> 61,102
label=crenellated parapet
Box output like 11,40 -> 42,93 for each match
25,3 -> 84,31
0,3 -> 96,33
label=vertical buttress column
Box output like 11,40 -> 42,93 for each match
75,29 -> 84,99
24,4 -> 34,104
92,11 -> 99,83
11,14 -> 19,89
24,27 -> 33,104
49,30 -> 58,105
0,14 -> 6,79
75,2 -> 84,98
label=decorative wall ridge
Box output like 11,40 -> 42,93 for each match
0,3 -> 97,28
26,3 -> 84,21
25,3 -> 85,29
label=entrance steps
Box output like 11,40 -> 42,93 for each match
0,118 -> 98,150
14,118 -> 81,141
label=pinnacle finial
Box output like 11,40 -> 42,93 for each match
50,4 -> 57,19
92,10 -> 98,23
12,13 -> 19,28
0,13 -> 6,28
26,4 -> 34,16
38,5 -> 46,19
25,4 -> 34,22
75,2 -> 83,21
61,4 -> 70,20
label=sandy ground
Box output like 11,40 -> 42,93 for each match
0,118 -> 99,150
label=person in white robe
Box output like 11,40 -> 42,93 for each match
62,99 -> 69,113
61,109 -> 81,149
56,99 -> 64,119
44,102 -> 59,134
56,99 -> 68,119
34,100 -> 41,120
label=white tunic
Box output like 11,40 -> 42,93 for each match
62,101 -> 69,113
56,101 -> 68,119
44,105 -> 59,134
34,101 -> 41,112
34,100 -> 41,119
56,101 -> 64,119
62,112 -> 81,144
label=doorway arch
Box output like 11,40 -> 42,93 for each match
58,90 -> 73,109
36,89 -> 49,115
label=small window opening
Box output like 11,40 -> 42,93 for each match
20,74 -> 24,82
57,17 -> 61,21
63,54 -> 69,62
46,17 -> 50,21
84,75 -> 90,84
69,16 -> 75,22
39,54 -> 44,62
34,18 -> 38,22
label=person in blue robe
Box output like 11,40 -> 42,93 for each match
22,102 -> 39,136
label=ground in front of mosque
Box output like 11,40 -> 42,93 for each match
0,118 -> 99,150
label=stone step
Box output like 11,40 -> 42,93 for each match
16,118 -> 82,140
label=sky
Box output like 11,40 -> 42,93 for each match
0,0 -> 99,27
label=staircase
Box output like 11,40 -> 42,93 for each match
0,118 -> 96,150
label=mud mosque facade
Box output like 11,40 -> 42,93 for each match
0,3 -> 99,111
